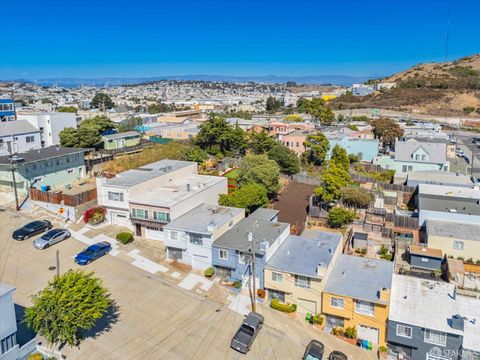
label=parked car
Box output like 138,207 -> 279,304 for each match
12,220 -> 52,240
328,350 -> 348,360
303,340 -> 325,360
74,241 -> 112,265
33,228 -> 71,249
230,312 -> 264,354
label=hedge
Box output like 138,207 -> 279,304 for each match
270,299 -> 297,313
116,232 -> 133,245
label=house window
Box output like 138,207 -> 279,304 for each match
26,135 -> 35,143
422,155 -> 426,161
355,300 -> 374,316
296,142 -> 299,147
170,231 -> 178,240
67,169 -> 74,174
272,272 -> 283,282
294,275 -> 310,289
396,325 -> 413,339
402,165 -> 407,173
153,211 -> 170,222
108,191 -> 124,202
238,252 -> 250,265
424,329 -> 447,346
219,249 -> 228,260
453,241 -> 464,250
189,233 -> 203,245
407,165 -> 413,171
131,208 -> 148,219
330,297 -> 344,309
415,154 -> 419,160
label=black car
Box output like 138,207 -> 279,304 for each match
303,340 -> 325,360
12,220 -> 53,240
329,351 -> 348,360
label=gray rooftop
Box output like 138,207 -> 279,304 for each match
406,171 -> 473,187
394,138 -> 447,164
213,217 -> 289,254
266,232 -> 342,278
105,159 -> 194,188
249,208 -> 279,222
0,283 -> 16,297
323,254 -> 393,304
426,219 -> 480,242
0,120 -> 41,136
102,131 -> 140,140
0,146 -> 90,165
164,204 -> 244,235
418,183 -> 480,199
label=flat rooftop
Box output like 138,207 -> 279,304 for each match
323,254 -> 393,304
266,232 -> 342,278
129,174 -> 225,207
390,274 -> 480,350
407,171 -> 473,186
410,245 -> 443,258
213,217 -> 289,254
0,146 -> 90,165
418,183 -> 480,199
249,208 -> 279,222
104,159 -> 194,188
164,204 -> 244,235
102,131 -> 140,140
426,219 -> 480,242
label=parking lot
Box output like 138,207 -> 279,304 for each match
0,206 -> 375,360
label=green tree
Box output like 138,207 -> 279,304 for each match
268,143 -> 300,175
59,127 -> 79,147
194,114 -> 247,155
91,93 -> 114,110
147,102 -> 172,114
117,116 -> 143,133
59,115 -> 116,148
297,98 -> 335,125
238,154 -> 280,196
315,162 -> 351,202
303,132 -> 330,166
284,114 -> 303,122
266,96 -> 283,113
340,187 -> 374,208
181,146 -> 208,163
327,207 -> 356,228
371,118 -> 404,148
330,144 -> 349,171
25,270 -> 112,347
81,115 -> 116,134
219,183 -> 269,214
249,130 -> 276,154
57,106 -> 77,113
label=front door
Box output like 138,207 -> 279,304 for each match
135,224 -> 142,237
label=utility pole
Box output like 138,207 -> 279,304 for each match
9,153 -> 20,211
56,249 -> 60,277
248,220 -> 259,312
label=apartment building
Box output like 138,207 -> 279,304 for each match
96,159 -> 227,240
17,112 -> 77,147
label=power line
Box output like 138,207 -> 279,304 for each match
444,0 -> 453,62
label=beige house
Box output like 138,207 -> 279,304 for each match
264,231 -> 343,315
426,219 -> 480,262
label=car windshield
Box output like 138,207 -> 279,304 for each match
43,229 -> 62,239
83,247 -> 98,256
25,221 -> 42,230
240,324 -> 254,335
305,355 -> 320,360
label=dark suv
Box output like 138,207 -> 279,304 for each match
12,220 -> 53,240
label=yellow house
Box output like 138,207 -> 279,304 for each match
264,231 -> 343,316
426,219 -> 480,262
322,255 -> 393,346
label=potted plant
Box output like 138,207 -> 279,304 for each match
204,267 -> 215,278
378,345 -> 388,359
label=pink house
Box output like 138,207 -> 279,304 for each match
281,130 -> 311,155
269,121 -> 315,137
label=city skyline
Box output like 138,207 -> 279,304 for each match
1,0 -> 480,80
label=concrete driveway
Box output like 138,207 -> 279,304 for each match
0,206 -> 376,360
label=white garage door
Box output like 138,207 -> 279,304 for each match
297,299 -> 317,315
192,255 -> 210,270
111,212 -> 130,228
358,325 -> 379,344
145,227 -> 164,241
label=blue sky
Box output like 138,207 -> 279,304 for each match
1,0 -> 479,79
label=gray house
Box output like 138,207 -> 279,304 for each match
388,274 -> 480,360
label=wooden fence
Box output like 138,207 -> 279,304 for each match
30,187 -> 97,207
385,212 -> 418,229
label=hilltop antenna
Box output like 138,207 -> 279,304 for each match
444,0 -> 453,62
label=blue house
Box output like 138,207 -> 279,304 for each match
211,217 -> 290,289
327,136 -> 379,162
0,99 -> 16,122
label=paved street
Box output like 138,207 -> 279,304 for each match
0,205 -> 375,360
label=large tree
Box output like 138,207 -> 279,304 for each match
315,161 -> 351,203
303,132 -> 330,166
181,146 -> 208,164
340,187 -> 374,208
266,96 -> 283,113
194,114 -> 247,155
268,143 -> 300,175
59,115 -> 116,148
249,129 -> 276,154
238,153 -> 280,196
219,183 -> 269,214
25,270 -> 112,347
330,144 -> 350,172
297,98 -> 335,125
91,93 -> 114,110
371,118 -> 404,148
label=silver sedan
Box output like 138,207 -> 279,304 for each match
33,228 -> 71,250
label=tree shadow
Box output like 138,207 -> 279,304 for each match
79,301 -> 121,341
14,304 -> 37,347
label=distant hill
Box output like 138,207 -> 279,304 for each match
4,74 -> 377,88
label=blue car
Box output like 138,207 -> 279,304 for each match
75,241 -> 112,265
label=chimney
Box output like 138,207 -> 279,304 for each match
316,263 -> 326,277
248,232 -> 253,242
186,183 -> 191,191
207,220 -> 217,232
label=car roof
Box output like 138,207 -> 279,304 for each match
88,242 -> 110,250
307,340 -> 324,356
329,351 -> 347,360
45,228 -> 64,235
25,221 -> 44,228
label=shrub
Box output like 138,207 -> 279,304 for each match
379,346 -> 388,353
233,281 -> 242,289
204,267 -> 215,277
270,299 -> 297,313
257,289 -> 265,298
83,207 -> 106,225
28,354 -> 43,360
355,247 -> 367,255
332,327 -> 344,336
432,268 -> 442,279
312,314 -> 324,325
344,326 -> 357,339
116,232 -> 133,244
466,258 -> 474,264
457,256 -> 465,261
464,106 -> 476,114
476,260 -> 480,265
327,207 -> 356,228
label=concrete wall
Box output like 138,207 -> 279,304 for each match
427,235 -> 480,262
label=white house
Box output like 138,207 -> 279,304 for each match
16,112 -> 77,147
164,204 -> 245,269
0,121 -> 42,156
